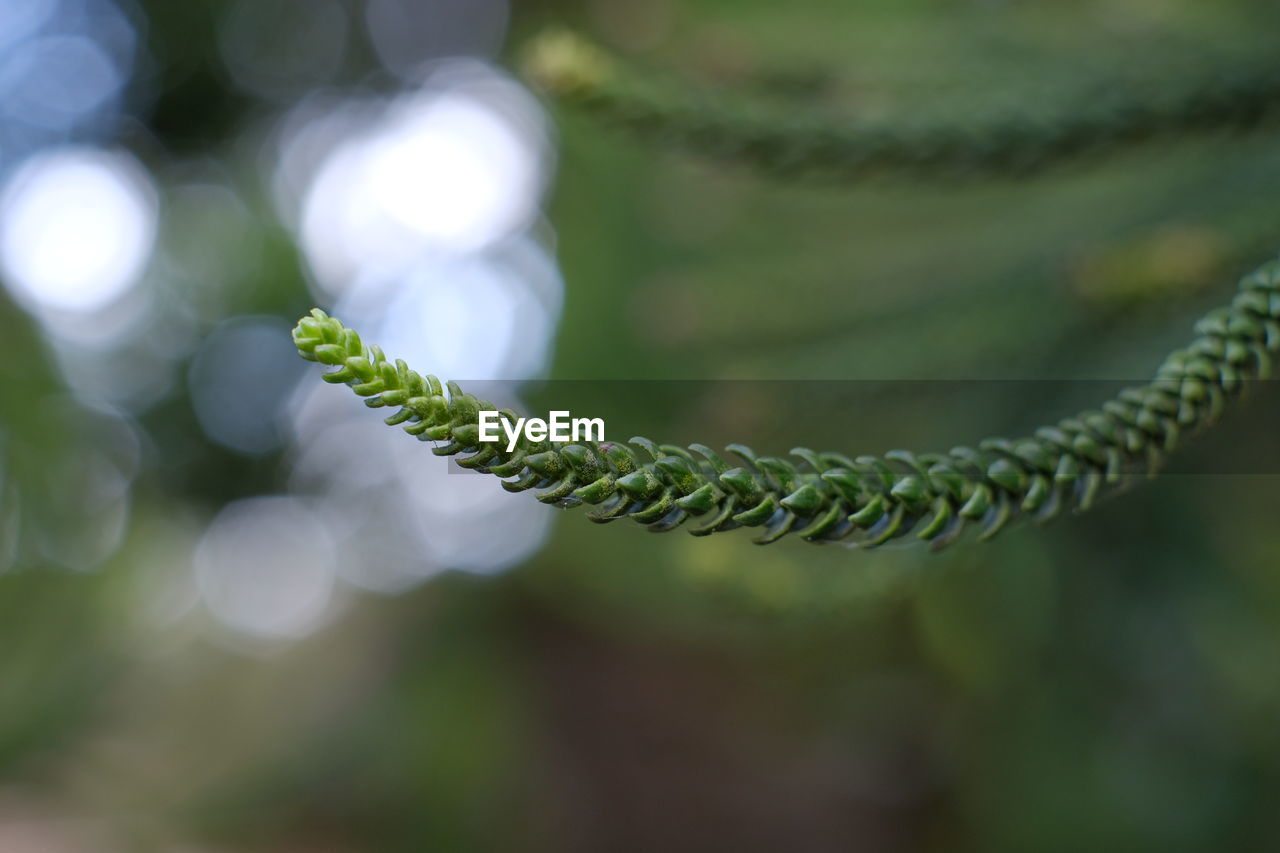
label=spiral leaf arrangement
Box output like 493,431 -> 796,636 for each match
293,255 -> 1279,551
522,29 -> 1280,182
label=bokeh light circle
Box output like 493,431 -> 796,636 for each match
292,61 -> 549,299
0,146 -> 157,313
194,496 -> 339,641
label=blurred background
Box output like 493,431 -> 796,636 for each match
1,0 -> 1280,850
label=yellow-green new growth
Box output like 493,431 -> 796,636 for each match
293,255 -> 1280,551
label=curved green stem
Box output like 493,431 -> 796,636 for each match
522,30 -> 1280,182
293,256 -> 1279,551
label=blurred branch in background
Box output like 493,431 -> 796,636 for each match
522,28 -> 1280,183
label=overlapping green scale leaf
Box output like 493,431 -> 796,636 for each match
293,255 -> 1280,551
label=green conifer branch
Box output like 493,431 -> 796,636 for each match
522,29 -> 1280,182
293,255 -> 1280,551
